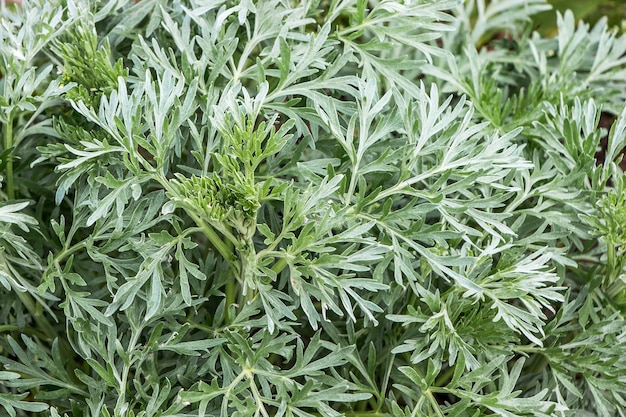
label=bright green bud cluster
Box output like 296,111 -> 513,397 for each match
170,168 -> 260,243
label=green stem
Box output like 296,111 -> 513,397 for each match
46,240 -> 87,275
345,162 -> 360,205
606,238 -> 616,283
192,210 -> 235,263
424,389 -> 445,417
376,353 -> 395,412
115,322 -> 144,415
4,111 -> 15,199
225,278 -> 236,323
271,257 -> 288,276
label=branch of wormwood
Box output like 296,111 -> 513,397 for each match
153,171 -> 273,320
5,1 -> 626,416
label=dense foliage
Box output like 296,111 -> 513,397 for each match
1,0 -> 626,416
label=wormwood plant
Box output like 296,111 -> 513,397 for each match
1,0 -> 626,416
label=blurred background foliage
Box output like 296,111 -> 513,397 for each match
537,0 -> 626,34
